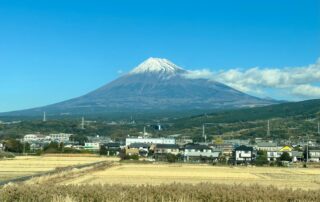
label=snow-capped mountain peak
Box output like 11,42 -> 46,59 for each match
130,57 -> 184,74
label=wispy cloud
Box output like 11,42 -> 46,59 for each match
183,58 -> 320,100
117,69 -> 124,74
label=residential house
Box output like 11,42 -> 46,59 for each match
103,142 -> 121,156
29,143 -> 45,152
125,147 -> 139,156
184,144 -> 221,162
154,144 -> 180,160
213,143 -> 233,156
84,142 -> 100,151
128,143 -> 150,157
267,145 -> 293,161
234,145 -> 254,163
291,151 -> 303,162
309,149 -> 320,162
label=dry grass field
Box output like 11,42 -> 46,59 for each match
1,159 -> 320,201
0,155 -> 118,182
64,163 -> 320,190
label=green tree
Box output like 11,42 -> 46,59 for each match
255,150 -> 269,166
43,142 -> 60,153
59,142 -> 64,152
70,134 -> 88,145
4,139 -> 25,153
166,153 -> 177,163
279,152 -> 292,161
100,145 -> 108,155
218,153 -> 227,164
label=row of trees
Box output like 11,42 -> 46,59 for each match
255,150 -> 292,166
1,139 -> 95,155
2,139 -> 29,153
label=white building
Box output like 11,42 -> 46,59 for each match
23,134 -> 45,142
309,149 -> 320,162
257,142 -> 281,152
84,142 -> 100,151
0,142 -> 4,151
184,145 -> 221,161
125,137 -> 175,146
235,145 -> 254,162
50,133 -> 72,142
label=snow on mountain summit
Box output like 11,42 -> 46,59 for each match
130,57 -> 184,74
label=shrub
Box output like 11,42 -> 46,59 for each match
0,151 -> 15,159
255,150 -> 269,166
166,153 -> 177,163
122,154 -> 139,160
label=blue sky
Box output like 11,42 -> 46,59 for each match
0,0 -> 320,112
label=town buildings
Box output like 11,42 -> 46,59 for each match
125,137 -> 175,146
309,148 -> 320,162
50,133 -> 72,142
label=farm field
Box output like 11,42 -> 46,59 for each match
64,163 -> 320,190
0,155 -> 119,182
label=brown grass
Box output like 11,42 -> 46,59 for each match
64,163 -> 320,190
0,155 -> 119,181
1,183 -> 319,202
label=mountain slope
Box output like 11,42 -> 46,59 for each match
1,58 -> 276,116
174,99 -> 320,126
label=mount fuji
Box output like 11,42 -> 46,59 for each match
2,58 -> 276,116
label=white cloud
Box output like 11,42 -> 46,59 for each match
292,85 -> 320,98
183,58 -> 320,100
183,69 -> 212,79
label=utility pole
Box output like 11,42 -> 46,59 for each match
267,120 -> 270,136
306,135 -> 309,164
202,123 -> 215,144
81,117 -> 85,129
43,112 -> 46,122
202,124 -> 206,143
318,122 -> 320,135
23,141 -> 26,156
